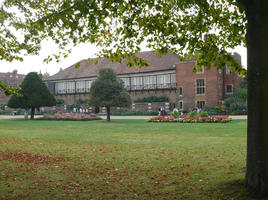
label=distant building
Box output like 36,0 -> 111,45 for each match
45,51 -> 242,111
0,70 -> 25,104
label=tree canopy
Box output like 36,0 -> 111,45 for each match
89,68 -> 131,121
8,72 -> 56,119
2,0 -> 246,73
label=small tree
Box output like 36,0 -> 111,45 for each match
89,68 -> 131,121
8,72 -> 56,119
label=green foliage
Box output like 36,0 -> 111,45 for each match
242,77 -> 247,88
2,0 -> 246,75
233,88 -> 247,100
224,88 -> 247,113
89,68 -> 131,108
203,106 -> 227,115
7,72 -> 56,116
134,96 -> 169,103
188,110 -> 197,117
76,99 -> 88,105
0,110 -> 10,115
199,112 -> 209,117
0,104 -> 6,110
170,109 -> 179,118
56,99 -> 64,106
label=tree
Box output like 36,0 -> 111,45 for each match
2,0 -> 268,197
89,68 -> 131,121
0,6 -> 40,95
8,72 -> 56,119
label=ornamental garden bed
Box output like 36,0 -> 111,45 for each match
148,115 -> 232,123
38,112 -> 102,121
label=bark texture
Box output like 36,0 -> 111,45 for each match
245,0 -> 268,198
30,107 -> 35,119
106,107 -> 111,122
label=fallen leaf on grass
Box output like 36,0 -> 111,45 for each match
0,151 -> 65,165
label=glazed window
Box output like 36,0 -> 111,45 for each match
196,101 -> 206,109
196,79 -> 205,95
179,87 -> 183,96
226,85 -> 233,94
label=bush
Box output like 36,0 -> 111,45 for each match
203,106 -> 227,115
199,111 -> 209,117
56,99 -> 65,106
134,96 -> 169,103
188,110 -> 197,117
0,104 -> 6,110
224,88 -> 247,114
0,110 -> 10,115
170,109 -> 179,118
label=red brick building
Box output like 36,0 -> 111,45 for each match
46,51 -> 242,111
176,59 -> 242,111
0,70 -> 25,104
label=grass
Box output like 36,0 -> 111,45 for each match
0,119 -> 249,199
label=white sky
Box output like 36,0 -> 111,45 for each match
0,39 -> 247,76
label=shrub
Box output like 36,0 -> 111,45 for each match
199,111 -> 209,117
188,110 -> 197,117
170,109 -> 179,118
224,88 -> 247,114
203,106 -> 227,115
134,96 -> 169,103
0,110 -> 9,115
56,99 -> 65,107
0,104 -> 6,110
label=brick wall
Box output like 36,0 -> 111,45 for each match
176,62 -> 242,111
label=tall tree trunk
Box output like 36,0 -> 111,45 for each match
106,107 -> 111,122
245,0 -> 268,198
30,107 -> 35,119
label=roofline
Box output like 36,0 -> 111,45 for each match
46,68 -> 176,82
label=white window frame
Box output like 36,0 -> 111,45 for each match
196,79 -> 206,96
226,84 -> 233,94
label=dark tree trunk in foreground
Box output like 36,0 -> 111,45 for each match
30,107 -> 35,119
245,0 -> 268,198
106,107 -> 111,122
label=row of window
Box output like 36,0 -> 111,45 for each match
197,66 -> 232,75
54,78 -> 233,96
54,73 -> 176,94
121,74 -> 176,87
177,100 -> 206,110
177,79 -> 233,97
55,80 -> 93,94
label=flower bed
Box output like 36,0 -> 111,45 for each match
38,112 -> 102,121
148,115 -> 232,123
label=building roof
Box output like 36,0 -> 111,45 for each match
0,70 -> 25,87
47,51 -> 181,81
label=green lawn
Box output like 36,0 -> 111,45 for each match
0,119 -> 248,199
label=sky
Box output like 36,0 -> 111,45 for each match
0,39 -> 247,76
